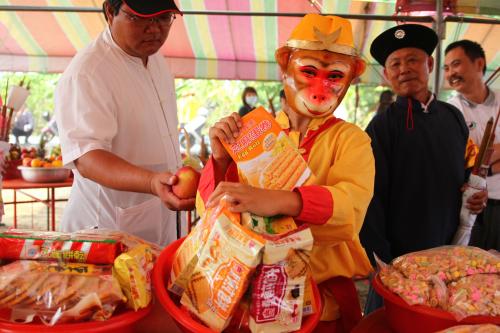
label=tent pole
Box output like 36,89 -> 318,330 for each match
0,6 -> 497,25
433,0 -> 444,96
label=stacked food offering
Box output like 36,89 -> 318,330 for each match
378,246 -> 500,320
166,107 -> 319,333
0,229 -> 158,325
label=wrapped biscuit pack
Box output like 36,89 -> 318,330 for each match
241,213 -> 297,236
181,212 -> 265,332
249,226 -> 314,333
0,229 -> 123,264
169,200 -> 240,296
114,244 -> 155,311
222,107 -> 310,190
0,260 -> 126,325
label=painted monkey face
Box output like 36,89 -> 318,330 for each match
283,49 -> 361,119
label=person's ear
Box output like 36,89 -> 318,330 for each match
476,57 -> 486,75
427,56 -> 434,73
353,58 -> 366,78
275,47 -> 293,73
104,2 -> 114,25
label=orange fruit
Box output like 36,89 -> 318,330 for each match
30,158 -> 42,168
52,160 -> 63,168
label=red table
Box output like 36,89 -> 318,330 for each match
2,177 -> 73,231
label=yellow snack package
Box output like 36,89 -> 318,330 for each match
181,213 -> 265,332
222,107 -> 311,190
169,200 -> 240,296
241,213 -> 297,236
113,244 -> 154,311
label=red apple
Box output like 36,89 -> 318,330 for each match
22,157 -> 32,167
172,166 -> 201,199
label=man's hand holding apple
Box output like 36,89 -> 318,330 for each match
150,170 -> 196,211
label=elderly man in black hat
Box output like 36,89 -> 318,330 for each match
359,24 -> 488,313
55,0 -> 194,247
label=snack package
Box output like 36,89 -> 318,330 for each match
447,273 -> 499,320
241,213 -> 297,235
249,226 -> 314,333
0,260 -> 126,325
169,200 -> 240,296
114,244 -> 154,311
222,107 -> 310,190
391,246 -> 499,283
181,213 -> 265,332
0,229 -> 123,264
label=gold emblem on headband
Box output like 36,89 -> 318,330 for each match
313,27 -> 342,49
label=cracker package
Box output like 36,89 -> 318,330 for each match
249,226 -> 314,333
0,229 -> 123,264
113,244 -> 154,311
181,213 -> 265,332
169,200 -> 240,296
222,107 -> 310,190
241,213 -> 297,236
0,260 -> 126,325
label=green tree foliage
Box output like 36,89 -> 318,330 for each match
0,72 -> 61,134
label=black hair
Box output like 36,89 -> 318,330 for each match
102,0 -> 122,20
279,89 -> 286,100
445,40 -> 486,75
241,87 -> 257,106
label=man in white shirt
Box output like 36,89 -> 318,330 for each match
445,39 -> 500,250
55,0 -> 194,246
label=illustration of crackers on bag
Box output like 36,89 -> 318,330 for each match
222,107 -> 311,190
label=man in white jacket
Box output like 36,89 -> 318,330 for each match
55,0 -> 193,246
444,39 -> 500,251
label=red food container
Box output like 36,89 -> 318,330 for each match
153,237 -> 322,333
0,307 -> 151,333
372,273 -> 500,333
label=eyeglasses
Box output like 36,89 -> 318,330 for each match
120,9 -> 176,28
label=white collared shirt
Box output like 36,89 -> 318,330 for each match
55,28 -> 182,245
448,89 -> 500,199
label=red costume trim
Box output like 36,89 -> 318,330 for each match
294,186 -> 333,225
198,157 -> 239,203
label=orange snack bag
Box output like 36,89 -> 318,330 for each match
169,200 -> 240,296
222,107 -> 311,190
180,212 -> 265,332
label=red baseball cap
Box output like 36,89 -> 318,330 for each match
122,0 -> 182,17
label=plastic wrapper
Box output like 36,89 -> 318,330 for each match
221,106 -> 310,190
377,247 -> 500,319
114,244 -> 154,311
391,246 -> 499,283
0,229 -> 124,264
0,260 -> 126,325
436,324 -> 500,333
447,273 -> 499,320
169,199 -> 240,296
180,212 -> 265,332
249,226 -> 314,333
241,213 -> 297,235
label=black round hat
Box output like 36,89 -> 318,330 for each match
370,24 -> 438,66
123,0 -> 181,17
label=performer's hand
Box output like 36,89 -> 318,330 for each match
150,172 -> 195,211
208,113 -> 242,165
465,188 -> 488,214
206,181 -> 302,217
